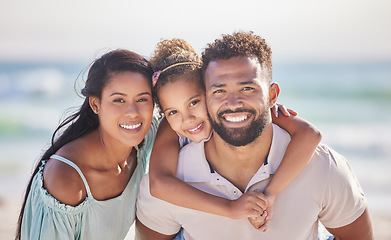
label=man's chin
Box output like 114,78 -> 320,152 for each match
214,127 -> 256,146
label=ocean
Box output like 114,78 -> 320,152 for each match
1,60 -> 390,218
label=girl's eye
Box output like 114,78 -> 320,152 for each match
189,99 -> 200,107
113,99 -> 125,103
168,110 -> 178,116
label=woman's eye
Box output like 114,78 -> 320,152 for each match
189,100 -> 200,107
113,99 -> 125,103
137,98 -> 148,103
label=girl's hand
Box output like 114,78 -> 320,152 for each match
257,191 -> 276,232
248,210 -> 268,230
227,189 -> 268,220
271,103 -> 298,118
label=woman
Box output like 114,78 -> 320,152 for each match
16,49 -> 157,239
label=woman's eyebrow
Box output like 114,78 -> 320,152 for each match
109,92 -> 151,97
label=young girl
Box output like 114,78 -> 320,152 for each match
16,50 -> 157,239
147,39 -> 322,231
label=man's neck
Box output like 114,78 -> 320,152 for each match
204,124 -> 273,192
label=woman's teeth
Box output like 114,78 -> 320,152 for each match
120,123 -> 141,129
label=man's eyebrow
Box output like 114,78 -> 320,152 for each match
209,83 -> 226,88
239,81 -> 256,85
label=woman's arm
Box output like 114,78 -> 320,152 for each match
149,118 -> 267,219
258,105 -> 322,231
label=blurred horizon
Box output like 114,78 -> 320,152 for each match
1,0 -> 390,63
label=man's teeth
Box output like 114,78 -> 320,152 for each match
225,115 -> 247,122
189,122 -> 202,132
120,123 -> 141,129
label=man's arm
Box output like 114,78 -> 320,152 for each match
135,218 -> 177,240
326,208 -> 373,240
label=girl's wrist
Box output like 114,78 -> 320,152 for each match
225,199 -> 237,219
263,188 -> 279,200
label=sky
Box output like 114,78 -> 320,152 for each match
1,0 -> 390,63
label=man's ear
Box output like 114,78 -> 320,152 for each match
269,83 -> 280,107
89,96 -> 100,114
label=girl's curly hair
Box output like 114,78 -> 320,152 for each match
149,39 -> 203,114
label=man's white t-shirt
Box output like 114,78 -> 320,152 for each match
137,125 -> 367,240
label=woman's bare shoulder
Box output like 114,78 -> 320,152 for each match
43,142 -> 89,206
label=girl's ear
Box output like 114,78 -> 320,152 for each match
89,96 -> 100,114
269,83 -> 280,107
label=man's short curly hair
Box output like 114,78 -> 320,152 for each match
201,31 -> 272,83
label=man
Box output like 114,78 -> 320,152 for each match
136,32 -> 373,239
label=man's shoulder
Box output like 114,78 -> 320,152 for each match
312,143 -> 345,168
179,139 -> 204,154
178,140 -> 205,166
177,140 -> 211,182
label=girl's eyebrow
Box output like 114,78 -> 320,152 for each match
109,92 -> 151,97
163,107 -> 172,113
187,94 -> 201,102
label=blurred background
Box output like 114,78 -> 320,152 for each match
1,0 -> 390,239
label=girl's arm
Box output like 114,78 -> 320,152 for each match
149,118 -> 267,219
256,104 -> 322,231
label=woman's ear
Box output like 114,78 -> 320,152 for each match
269,83 -> 280,107
89,96 -> 100,114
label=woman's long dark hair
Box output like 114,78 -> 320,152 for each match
15,49 -> 153,239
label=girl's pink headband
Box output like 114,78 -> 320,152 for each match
152,62 -> 201,87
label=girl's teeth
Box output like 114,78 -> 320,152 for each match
120,123 -> 141,129
189,122 -> 202,132
225,115 -> 247,122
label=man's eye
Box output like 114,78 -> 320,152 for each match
114,99 -> 125,103
189,100 -> 200,107
213,89 -> 224,94
243,87 -> 254,91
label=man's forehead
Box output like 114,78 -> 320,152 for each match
207,56 -> 259,68
204,56 -> 263,86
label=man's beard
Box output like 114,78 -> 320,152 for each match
208,108 -> 269,147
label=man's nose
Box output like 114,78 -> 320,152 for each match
226,92 -> 243,109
